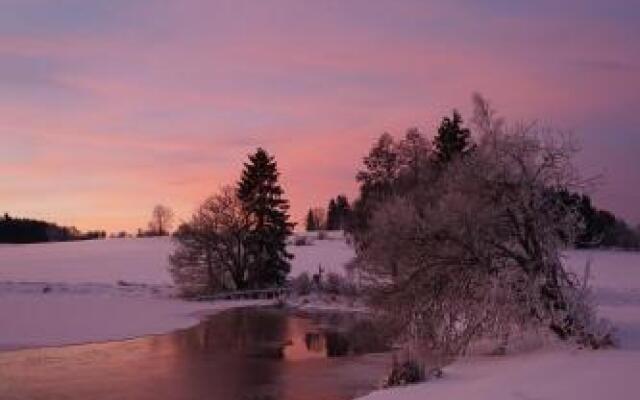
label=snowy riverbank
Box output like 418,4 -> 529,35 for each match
358,250 -> 640,400
0,281 -> 269,351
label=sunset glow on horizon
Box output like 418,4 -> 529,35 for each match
1,0 -> 639,232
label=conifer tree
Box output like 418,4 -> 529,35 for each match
433,110 -> 474,164
237,148 -> 294,287
305,209 -> 317,231
326,198 -> 338,230
356,132 -> 400,199
335,195 -> 352,230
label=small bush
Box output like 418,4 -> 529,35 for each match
564,278 -> 617,349
383,358 -> 425,388
293,235 -> 313,246
324,272 -> 358,296
345,234 -> 353,246
291,272 -> 313,295
579,329 -> 616,349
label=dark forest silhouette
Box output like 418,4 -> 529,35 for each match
0,213 -> 106,244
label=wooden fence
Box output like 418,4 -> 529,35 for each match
196,287 -> 291,301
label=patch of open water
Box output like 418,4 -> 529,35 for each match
0,307 -> 392,400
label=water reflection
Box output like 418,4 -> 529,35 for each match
0,307 -> 391,400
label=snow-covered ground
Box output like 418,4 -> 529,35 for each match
2,235 -> 639,400
0,233 -> 351,285
0,234 -> 354,350
359,250 -> 640,400
0,237 -> 173,285
0,282 -> 265,351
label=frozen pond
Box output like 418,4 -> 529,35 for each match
0,307 -> 392,400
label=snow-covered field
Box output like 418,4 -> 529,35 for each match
0,234 -> 354,350
1,235 -> 639,400
0,234 -> 351,285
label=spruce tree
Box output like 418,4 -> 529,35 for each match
305,209 -> 317,231
335,195 -> 351,230
326,198 -> 338,230
237,148 -> 294,288
433,110 -> 474,164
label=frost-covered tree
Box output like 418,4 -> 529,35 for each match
351,128 -> 434,239
354,95 -> 606,364
397,127 -> 431,186
237,148 -> 294,288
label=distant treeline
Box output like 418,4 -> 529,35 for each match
558,192 -> 640,250
0,213 -> 106,244
305,195 -> 352,232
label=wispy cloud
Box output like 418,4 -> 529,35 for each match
0,0 -> 639,230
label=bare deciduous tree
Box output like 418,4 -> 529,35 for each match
169,186 -> 252,296
148,204 -> 174,236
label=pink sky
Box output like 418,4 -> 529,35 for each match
1,1 -> 639,232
